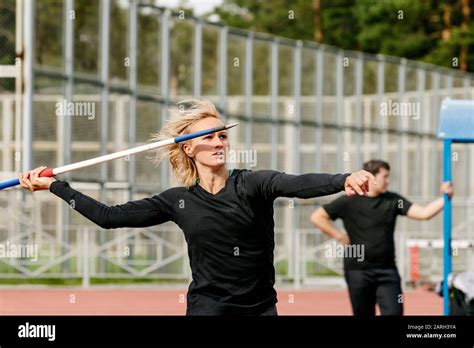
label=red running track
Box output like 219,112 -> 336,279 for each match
0,288 -> 442,315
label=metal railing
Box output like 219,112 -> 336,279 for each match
1,0 -> 474,287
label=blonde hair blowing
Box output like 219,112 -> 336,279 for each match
148,99 -> 224,188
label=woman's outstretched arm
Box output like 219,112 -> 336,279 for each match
19,166 -> 174,229
243,170 -> 376,200
49,181 -> 173,229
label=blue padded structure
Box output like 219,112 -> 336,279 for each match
437,99 -> 474,142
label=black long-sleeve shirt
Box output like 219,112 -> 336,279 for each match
323,192 -> 412,270
49,169 -> 349,315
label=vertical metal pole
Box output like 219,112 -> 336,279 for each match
336,51 -> 343,173
62,0 -> 74,273
99,0 -> 110,186
244,33 -> 253,167
416,68 -> 425,198
114,97 -> 126,180
355,53 -> 363,167
283,100 -> 293,280
270,39 -> 279,170
315,47 -> 324,173
193,18 -> 202,99
160,9 -> 170,189
463,76 -> 471,99
422,69 -> 431,198
463,77 -> 471,197
293,41 -> 302,289
98,0 -> 110,273
442,139 -> 452,315
126,0 -> 137,272
4,98 -> 14,242
22,0 -> 35,174
432,72 -> 441,195
446,73 -> 453,97
2,99 -> 13,172
14,0 -> 24,245
128,0 -> 137,200
15,0 -> 23,176
64,0 -> 74,167
293,42 -> 302,175
218,27 -> 228,115
376,54 -> 385,158
397,59 -> 406,193
82,227 -> 90,289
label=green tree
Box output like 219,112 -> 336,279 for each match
354,0 -> 434,59
423,0 -> 474,71
213,0 -> 316,41
213,0 -> 474,72
319,0 -> 359,50
35,0 -> 63,67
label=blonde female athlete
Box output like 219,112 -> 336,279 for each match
19,100 -> 375,315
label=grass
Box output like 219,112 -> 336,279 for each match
0,258 -> 339,285
0,277 -> 188,286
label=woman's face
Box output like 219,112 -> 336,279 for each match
183,117 -> 229,169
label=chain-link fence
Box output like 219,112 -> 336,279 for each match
0,0 -> 17,93
0,0 -> 474,286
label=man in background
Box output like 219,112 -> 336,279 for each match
311,160 -> 453,316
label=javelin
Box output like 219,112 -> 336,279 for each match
0,123 -> 239,190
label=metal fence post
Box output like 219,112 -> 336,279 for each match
22,0 -> 35,174
397,58 -> 406,193
355,53 -> 363,168
270,39 -> 279,170
193,18 -> 202,99
82,227 -> 90,289
244,32 -> 253,168
218,26 -> 228,115
315,46 -> 324,173
293,41 -> 302,289
336,50 -> 344,174
376,54 -> 385,159
61,0 -> 74,273
160,9 -> 170,191
432,71 -> 441,196
128,0 -> 137,200
415,68 -> 425,198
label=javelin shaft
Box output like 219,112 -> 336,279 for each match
53,137 -> 175,175
0,123 -> 238,190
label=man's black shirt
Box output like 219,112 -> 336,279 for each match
323,192 -> 412,270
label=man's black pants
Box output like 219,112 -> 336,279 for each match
344,268 -> 403,316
